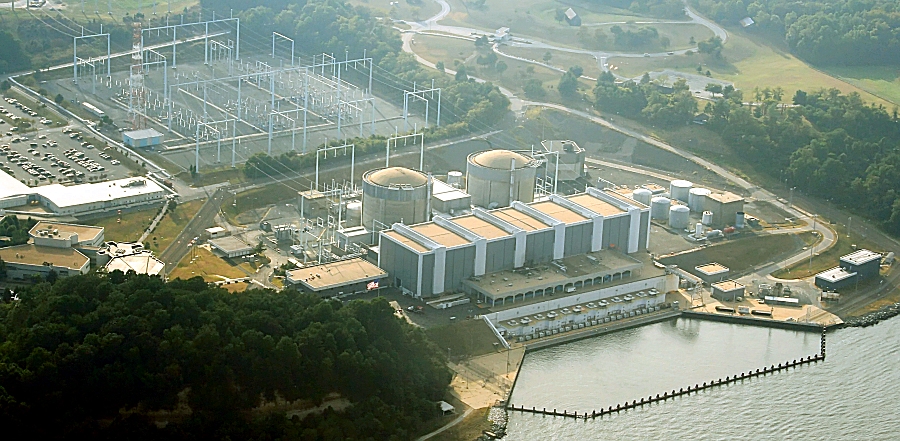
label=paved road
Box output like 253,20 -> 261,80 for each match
159,186 -> 233,274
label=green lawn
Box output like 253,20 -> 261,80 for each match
347,0 -> 441,23
168,246 -> 247,282
590,22 -> 714,52
33,0 -> 199,20
610,28 -> 892,107
149,198 -> 205,253
92,207 -> 159,243
502,46 -> 602,79
820,65 -> 900,108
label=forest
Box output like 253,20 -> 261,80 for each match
690,0 -> 900,65
0,216 -> 37,248
0,273 -> 451,440
593,71 -> 699,127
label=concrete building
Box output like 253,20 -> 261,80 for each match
564,7 -> 581,26
541,140 -> 585,182
29,221 -> 104,248
205,226 -> 228,239
0,173 -> 166,215
0,243 -> 90,280
286,257 -> 387,297
466,150 -> 538,209
815,249 -> 882,291
377,188 -> 651,298
431,178 -> 472,215
694,262 -> 729,283
123,128 -> 164,148
209,236 -> 254,258
711,280 -> 745,301
105,253 -> 165,276
703,191 -> 744,229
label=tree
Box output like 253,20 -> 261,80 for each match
455,65 -> 468,81
569,65 -> 584,78
0,80 -> 9,91
555,8 -> 566,23
495,60 -> 508,74
543,51 -> 553,63
705,83 -> 723,97
698,36 -> 724,58
640,72 -> 651,84
523,79 -> 546,98
474,35 -> 490,48
54,93 -> 64,104
792,89 -> 808,105
558,71 -> 579,98
435,61 -> 445,72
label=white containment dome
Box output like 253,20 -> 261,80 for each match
650,196 -> 671,220
669,205 -> 691,229
466,149 -> 538,208
688,187 -> 711,212
631,188 -> 653,205
670,179 -> 693,203
362,167 -> 431,230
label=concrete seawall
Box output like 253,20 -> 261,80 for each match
523,310 -> 681,352
681,310 -> 826,332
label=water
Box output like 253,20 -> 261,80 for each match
506,318 -> 900,440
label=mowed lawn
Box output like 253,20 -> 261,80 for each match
92,207 -> 160,243
33,0 -> 199,20
149,199 -> 205,253
347,0 -> 441,22
168,246 -> 247,282
820,65 -> 900,107
610,28 -> 891,107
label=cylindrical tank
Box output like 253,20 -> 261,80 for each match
668,205 -> 690,229
346,201 -> 362,226
707,229 -> 723,238
695,222 -> 704,237
735,211 -> 745,229
650,196 -> 671,220
702,211 -> 713,226
669,179 -> 693,202
362,167 -> 431,230
466,150 -> 538,208
631,188 -> 652,205
447,171 -> 463,188
688,187 -> 711,212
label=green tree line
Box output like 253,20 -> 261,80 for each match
0,216 -> 37,248
593,71 -> 699,127
0,272 -> 451,439
690,0 -> 900,65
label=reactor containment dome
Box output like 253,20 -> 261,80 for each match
466,149 -> 538,208
362,167 -> 432,231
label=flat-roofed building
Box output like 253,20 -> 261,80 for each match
840,249 -> 882,279
703,191 -> 744,229
814,267 -> 858,291
541,140 -> 585,181
695,262 -> 729,283
29,221 -> 105,248
205,226 -> 228,239
286,257 -> 387,297
0,243 -> 90,280
209,236 -> 254,258
37,178 -> 167,215
377,188 -> 651,298
711,280 -> 745,301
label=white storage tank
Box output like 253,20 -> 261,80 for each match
447,171 -> 463,188
669,205 -> 690,229
346,201 -> 362,226
688,187 -> 711,212
631,188 -> 652,205
702,210 -> 714,226
669,179 -> 693,202
466,149 -> 538,208
362,167 -> 431,230
650,196 -> 671,220
735,211 -> 745,229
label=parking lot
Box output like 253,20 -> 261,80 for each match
0,102 -> 137,186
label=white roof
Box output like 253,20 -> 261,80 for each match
816,267 -> 857,282
38,178 -> 165,209
0,170 -> 30,200
123,128 -> 164,140
206,226 -> 227,234
840,249 -> 881,266
106,253 -> 165,276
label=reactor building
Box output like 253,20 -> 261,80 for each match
466,149 -> 539,208
377,187 -> 651,300
361,167 -> 432,232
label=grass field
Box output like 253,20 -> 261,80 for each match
168,246 -> 247,282
347,0 -> 441,23
92,206 -> 160,243
591,22 -> 713,52
502,46 -> 602,78
425,319 -> 502,359
658,233 -> 811,277
149,198 -> 205,252
610,28 -> 892,107
440,0 -> 667,49
27,0 -> 199,21
820,65 -> 900,108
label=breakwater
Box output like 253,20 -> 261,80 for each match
843,300 -> 900,327
508,327 -> 828,420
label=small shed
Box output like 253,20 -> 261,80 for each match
711,280 -> 745,301
205,226 -> 228,239
438,401 -> 455,415
209,236 -> 254,258
564,8 -> 581,26
123,128 -> 164,148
